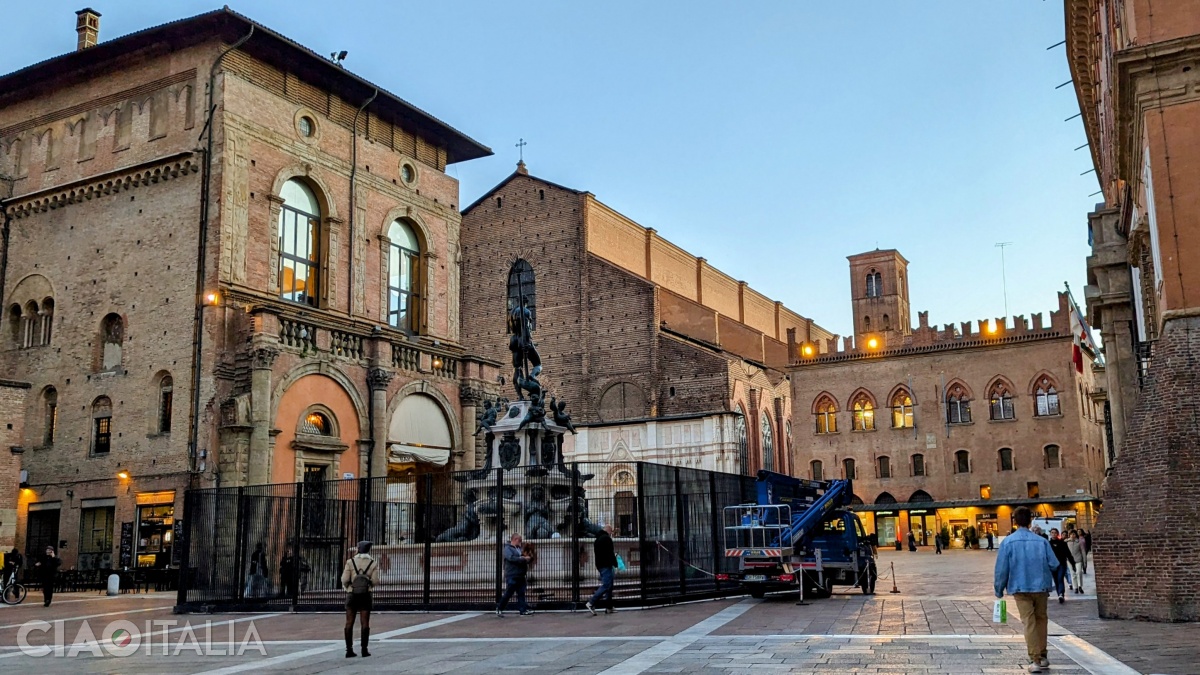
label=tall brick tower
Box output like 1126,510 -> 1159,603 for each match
848,249 -> 911,347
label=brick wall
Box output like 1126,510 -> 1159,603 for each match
0,382 -> 29,550
1094,316 -> 1200,621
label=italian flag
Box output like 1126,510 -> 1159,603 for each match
1068,293 -> 1099,373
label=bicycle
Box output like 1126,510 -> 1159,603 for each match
2,568 -> 27,605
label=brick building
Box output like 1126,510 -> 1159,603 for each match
460,165 -> 834,479
790,250 -> 1107,547
0,9 -> 499,571
1065,0 -> 1200,620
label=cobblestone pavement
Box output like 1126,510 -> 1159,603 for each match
0,549 -> 1188,674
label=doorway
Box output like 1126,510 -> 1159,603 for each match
25,507 -> 60,565
908,511 -> 934,546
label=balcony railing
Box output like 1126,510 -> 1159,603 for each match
330,330 -> 364,360
280,318 -> 317,352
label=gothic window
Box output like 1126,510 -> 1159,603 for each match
388,219 -> 422,333
734,405 -> 749,475
507,259 -> 536,329
1044,444 -> 1061,468
278,178 -> 322,307
883,314 -> 891,331
988,381 -> 1015,420
43,387 -> 57,446
815,396 -> 838,434
811,459 -> 823,481
865,270 -> 882,298
875,492 -> 896,505
7,304 -> 21,347
954,450 -> 970,474
843,457 -> 856,480
911,453 -> 926,476
910,490 -> 934,503
890,389 -> 914,429
760,414 -> 774,473
22,300 -> 37,348
158,375 -> 173,434
999,447 -> 1014,471
599,382 -> 645,422
1034,377 -> 1060,416
852,394 -> 875,431
100,313 -> 124,370
877,455 -> 891,479
91,396 -> 112,455
39,298 -> 53,346
864,316 -> 871,331
946,384 -> 972,424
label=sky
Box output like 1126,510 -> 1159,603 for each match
1,2 -> 1099,337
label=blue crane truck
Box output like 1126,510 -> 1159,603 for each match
718,470 -> 877,599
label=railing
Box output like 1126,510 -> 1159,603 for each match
392,343 -> 420,371
432,355 -> 458,379
279,318 -> 317,352
329,330 -> 364,360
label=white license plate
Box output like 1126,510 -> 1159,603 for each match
743,575 -> 766,582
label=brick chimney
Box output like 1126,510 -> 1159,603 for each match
75,8 -> 101,51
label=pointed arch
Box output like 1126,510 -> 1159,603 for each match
985,375 -> 1016,421
846,387 -> 877,410
943,378 -> 974,401
908,490 -> 934,503
849,388 -> 876,432
1026,370 -> 1061,395
945,378 -> 973,424
874,492 -> 897,505
811,391 -> 838,414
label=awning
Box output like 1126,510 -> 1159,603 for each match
388,443 -> 450,466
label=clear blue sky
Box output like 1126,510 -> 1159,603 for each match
3,2 -> 1098,337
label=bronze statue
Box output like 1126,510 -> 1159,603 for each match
549,397 -> 577,434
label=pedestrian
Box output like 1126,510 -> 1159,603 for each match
1048,528 -> 1075,604
1066,531 -> 1085,593
986,531 -> 994,551
995,506 -> 1058,673
33,545 -> 61,607
934,532 -> 942,555
1081,530 -> 1091,574
340,540 -> 378,658
245,542 -> 268,599
3,547 -> 23,583
496,533 -> 532,617
907,530 -> 917,552
586,525 -> 617,615
280,544 -> 299,599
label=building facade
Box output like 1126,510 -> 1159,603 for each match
460,166 -> 834,477
790,251 -> 1107,547
1065,0 -> 1200,620
0,9 -> 498,570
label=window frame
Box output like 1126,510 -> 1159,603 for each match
999,447 -> 1015,471
1044,444 -> 1061,468
988,383 -> 1016,421
92,416 -> 112,456
842,457 -> 856,480
157,376 -> 173,435
954,449 -> 970,474
760,413 -> 775,473
1035,386 -> 1061,417
891,390 -> 914,429
946,385 -> 972,424
387,220 -> 422,333
811,459 -> 823,481
851,395 -> 875,431
815,397 -> 838,434
43,387 -> 57,447
911,453 -> 926,477
877,455 -> 891,479
277,181 -> 322,307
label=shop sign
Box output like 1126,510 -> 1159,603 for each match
910,509 -> 928,515
976,513 -> 998,521
171,519 -> 185,567
1053,510 -> 1075,517
875,511 -> 894,516
119,522 -> 134,569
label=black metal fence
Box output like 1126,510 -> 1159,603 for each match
176,462 -> 757,612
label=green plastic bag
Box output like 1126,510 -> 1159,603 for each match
616,554 -> 626,572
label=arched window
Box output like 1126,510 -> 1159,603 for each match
877,455 -> 891,479
811,459 -> 823,481
40,298 -> 53,346
988,381 -> 1015,420
815,396 -> 837,434
843,458 -> 856,480
909,490 -> 933,503
864,316 -> 871,331
999,447 -> 1014,471
157,375 -> 173,434
954,450 -> 970,474
760,414 -> 774,472
883,314 -> 891,331
946,384 -> 971,424
388,219 -> 422,332
599,382 -> 646,422
1044,444 -> 1061,468
300,410 -> 334,436
91,396 -> 112,455
42,387 -> 57,446
22,300 -> 38,348
7,304 -> 21,347
865,270 -> 882,298
890,389 -> 913,429
734,406 -> 749,475
786,421 -> 792,465
911,453 -> 926,476
100,313 -> 124,370
278,178 -> 322,306
852,394 -> 875,431
875,492 -> 896,505
1035,378 -> 1060,416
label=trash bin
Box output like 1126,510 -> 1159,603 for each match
894,540 -> 902,551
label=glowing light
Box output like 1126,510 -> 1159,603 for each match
867,338 -> 879,349
117,471 -> 130,480
202,291 -> 220,306
432,356 -> 444,369
987,321 -> 998,334
802,345 -> 814,357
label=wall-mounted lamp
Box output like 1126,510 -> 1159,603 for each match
867,338 -> 879,349
116,470 -> 130,480
202,291 -> 220,306
802,344 -> 814,357
431,356 -> 444,370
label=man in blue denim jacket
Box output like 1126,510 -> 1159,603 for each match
994,506 -> 1059,673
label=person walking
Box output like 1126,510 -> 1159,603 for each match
986,531 -> 995,551
934,531 -> 942,555
1066,531 -> 1085,593
1048,528 -> 1075,604
245,542 -> 268,599
280,544 -> 300,600
995,506 -> 1059,673
1081,530 -> 1091,574
33,546 -> 61,607
907,530 -> 917,552
496,533 -> 532,617
340,540 -> 379,658
586,525 -> 617,615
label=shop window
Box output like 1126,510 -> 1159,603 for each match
277,178 -> 322,307
811,459 -> 823,481
999,447 -> 1014,471
890,390 -> 913,429
843,458 -> 856,480
157,375 -> 173,434
78,505 -> 114,571
911,453 -> 926,476
988,381 -> 1015,420
1035,381 -> 1060,417
1044,444 -> 1061,468
815,396 -> 837,434
877,455 -> 891,479
91,396 -> 112,455
136,503 -> 175,568
42,386 -> 57,446
387,219 -> 422,333
760,414 -> 774,473
946,384 -> 971,424
1027,482 -> 1040,498
979,484 -> 992,500
851,394 -> 875,431
954,450 -> 970,474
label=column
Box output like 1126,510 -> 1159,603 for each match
367,367 -> 393,480
459,384 -> 484,472
248,346 -> 280,486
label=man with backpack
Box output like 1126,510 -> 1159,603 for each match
340,541 -> 379,658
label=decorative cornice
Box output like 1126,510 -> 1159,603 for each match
793,330 -> 1068,367
3,152 -> 198,219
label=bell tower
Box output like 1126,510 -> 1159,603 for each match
848,249 -> 911,347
